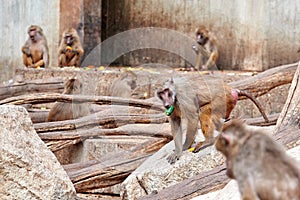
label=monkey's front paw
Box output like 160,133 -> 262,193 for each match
192,45 -> 199,53
167,152 -> 181,164
201,65 -> 208,70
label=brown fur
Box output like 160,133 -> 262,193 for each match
216,119 -> 300,200
192,26 -> 218,70
21,25 -> 49,68
47,78 -> 90,122
58,28 -> 84,67
110,71 -> 137,98
157,76 -> 268,164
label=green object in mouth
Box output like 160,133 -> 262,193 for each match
165,105 -> 175,116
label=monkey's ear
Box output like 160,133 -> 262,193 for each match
220,132 -> 233,146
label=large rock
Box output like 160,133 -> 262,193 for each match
120,137 -> 224,199
0,105 -> 76,199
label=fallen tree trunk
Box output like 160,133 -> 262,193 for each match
34,110 -> 166,133
0,93 -> 164,112
229,62 -> 297,98
38,113 -> 276,152
0,77 -> 64,100
64,138 -> 171,192
40,123 -> 172,152
244,113 -> 279,126
274,61 -> 300,148
28,109 -> 49,123
28,104 -> 161,124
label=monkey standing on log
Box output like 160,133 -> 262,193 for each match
58,28 -> 84,67
157,76 -> 268,164
192,26 -> 218,70
216,119 -> 300,200
47,77 -> 90,122
21,25 -> 49,68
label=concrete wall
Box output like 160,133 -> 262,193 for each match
0,0 -> 60,82
101,0 -> 300,71
1,1 -> 300,82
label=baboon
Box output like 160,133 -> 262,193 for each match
47,78 -> 90,122
216,119 -> 300,200
58,28 -> 84,67
110,71 -> 137,98
192,26 -> 218,70
21,25 -> 49,68
157,76 -> 268,164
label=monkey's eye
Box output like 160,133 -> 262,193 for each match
157,92 -> 163,100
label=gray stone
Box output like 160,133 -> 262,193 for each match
0,105 -> 76,200
120,137 -> 224,199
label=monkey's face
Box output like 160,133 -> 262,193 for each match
196,30 -> 209,46
64,34 -> 74,46
28,28 -> 37,42
157,88 -> 176,109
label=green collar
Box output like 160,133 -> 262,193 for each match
165,105 -> 175,116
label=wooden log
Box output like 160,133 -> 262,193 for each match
274,62 -> 300,148
229,62 -> 297,98
0,77 -> 64,100
28,109 -> 49,123
0,93 -> 164,112
63,138 -> 171,192
275,62 -> 300,132
40,123 -> 172,152
245,113 -> 279,126
28,104 -> 160,124
34,110 -> 166,133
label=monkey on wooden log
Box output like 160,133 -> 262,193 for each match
157,76 -> 268,164
47,77 -> 90,122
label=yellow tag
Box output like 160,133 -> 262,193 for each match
188,147 -> 195,152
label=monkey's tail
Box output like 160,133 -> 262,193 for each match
236,89 -> 269,122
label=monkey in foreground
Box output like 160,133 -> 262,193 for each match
216,119 -> 300,200
192,26 -> 218,70
58,28 -> 84,67
21,25 -> 49,68
47,78 -> 90,122
157,76 -> 268,164
110,71 -> 137,98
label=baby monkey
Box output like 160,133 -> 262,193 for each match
216,119 -> 300,200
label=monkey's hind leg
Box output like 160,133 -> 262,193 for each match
193,106 -> 215,153
23,54 -> 33,67
59,54 -> 67,67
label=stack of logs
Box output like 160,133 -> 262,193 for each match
0,62 -> 299,199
